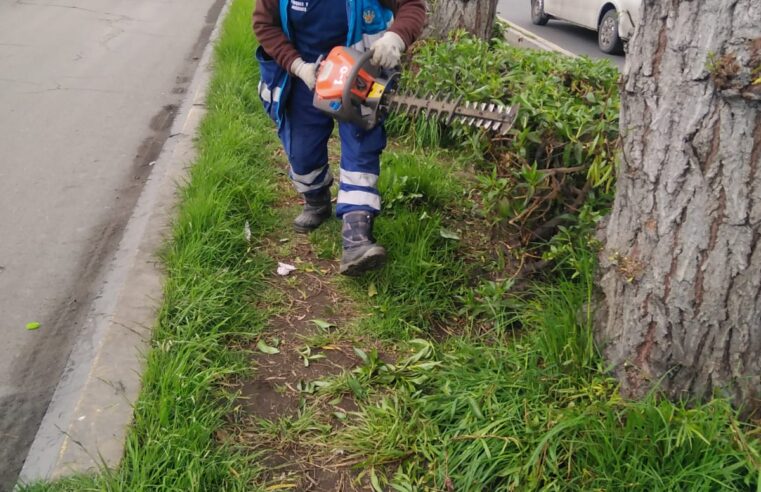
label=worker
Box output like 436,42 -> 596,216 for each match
253,0 -> 426,276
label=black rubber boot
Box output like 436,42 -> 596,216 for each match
340,211 -> 386,276
293,187 -> 332,233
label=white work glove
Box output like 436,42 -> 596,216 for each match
290,57 -> 317,90
370,31 -> 405,69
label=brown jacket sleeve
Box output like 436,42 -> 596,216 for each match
253,0 -> 301,72
382,0 -> 427,48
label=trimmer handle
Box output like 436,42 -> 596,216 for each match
311,53 -> 325,91
341,48 -> 375,121
313,54 -> 324,75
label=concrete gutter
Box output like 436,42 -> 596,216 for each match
17,0 -> 230,484
498,17 -> 578,58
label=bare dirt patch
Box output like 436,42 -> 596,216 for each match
228,227 -> 373,491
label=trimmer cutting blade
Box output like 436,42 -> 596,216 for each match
313,46 -> 518,134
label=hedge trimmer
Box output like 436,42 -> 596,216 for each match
313,46 -> 518,134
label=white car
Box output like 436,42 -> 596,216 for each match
530,0 -> 640,54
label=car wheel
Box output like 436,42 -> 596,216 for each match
530,0 -> 550,26
598,9 -> 624,54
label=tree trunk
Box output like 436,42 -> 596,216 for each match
596,0 -> 761,412
423,0 -> 497,40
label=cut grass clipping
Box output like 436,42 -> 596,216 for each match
22,0 -> 761,490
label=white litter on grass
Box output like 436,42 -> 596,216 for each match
244,221 -> 251,242
277,262 -> 296,276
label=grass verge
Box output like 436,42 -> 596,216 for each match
22,0 -> 279,489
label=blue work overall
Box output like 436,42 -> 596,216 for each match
277,0 -> 389,217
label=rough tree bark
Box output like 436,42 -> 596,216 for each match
423,0 -> 498,40
596,0 -> 761,411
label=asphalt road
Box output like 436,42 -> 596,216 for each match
497,0 -> 625,69
0,0 -> 225,488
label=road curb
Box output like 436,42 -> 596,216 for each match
498,17 -> 578,58
17,0 -> 230,484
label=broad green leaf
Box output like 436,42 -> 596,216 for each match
439,228 -> 460,241
468,396 -> 485,419
347,376 -> 365,399
311,319 -> 335,330
353,347 -> 369,364
256,340 -> 280,355
370,468 -> 383,492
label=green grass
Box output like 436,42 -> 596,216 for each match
311,148 -> 470,340
329,267 -> 761,491
23,1 -> 761,491
305,145 -> 761,491
21,0 -> 277,489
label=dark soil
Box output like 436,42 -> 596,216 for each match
229,230 -> 370,491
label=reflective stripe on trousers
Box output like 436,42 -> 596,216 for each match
278,79 -> 386,216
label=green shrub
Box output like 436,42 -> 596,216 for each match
390,33 -> 619,238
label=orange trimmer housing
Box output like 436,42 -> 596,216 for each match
313,46 -> 397,130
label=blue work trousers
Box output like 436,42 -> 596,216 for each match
278,79 -> 386,217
